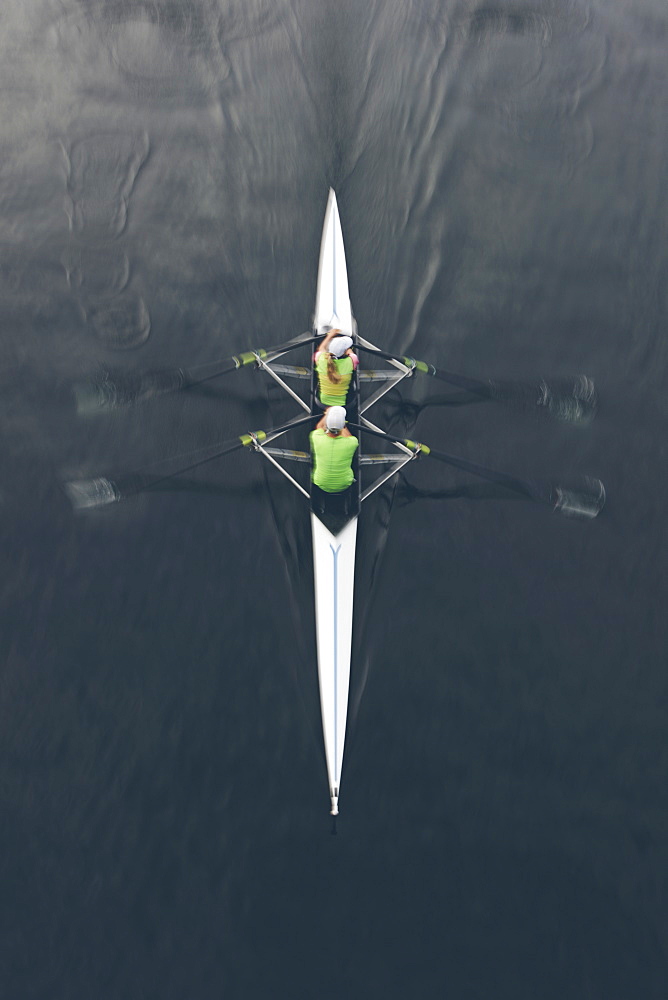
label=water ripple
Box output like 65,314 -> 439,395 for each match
215,0 -> 283,45
82,295 -> 151,351
453,7 -> 553,47
60,129 -> 151,350
52,0 -> 229,103
62,131 -> 149,240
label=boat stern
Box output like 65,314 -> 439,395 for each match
311,512 -> 358,814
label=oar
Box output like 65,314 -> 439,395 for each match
349,423 -> 605,519
64,413 -> 317,508
355,344 -> 597,423
75,333 -> 320,414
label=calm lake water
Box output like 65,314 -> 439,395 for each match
1,1 -> 667,997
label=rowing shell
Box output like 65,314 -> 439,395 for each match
63,191 -> 605,816
311,190 -> 359,816
236,191 -> 418,814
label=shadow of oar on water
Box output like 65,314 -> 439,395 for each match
72,368 -> 253,415
386,375 -> 598,431
396,477 -> 529,506
138,478 -> 263,498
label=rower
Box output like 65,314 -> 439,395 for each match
310,405 -> 358,516
314,329 -> 359,407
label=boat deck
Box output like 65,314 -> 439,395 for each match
309,331 -> 361,536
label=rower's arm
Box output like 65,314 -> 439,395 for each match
318,328 -> 341,353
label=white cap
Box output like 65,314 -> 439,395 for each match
325,406 -> 346,432
329,335 -> 353,358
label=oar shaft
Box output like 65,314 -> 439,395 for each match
355,344 -> 492,397
129,439 -> 247,495
177,335 -> 321,391
354,346 -> 598,426
423,449 -> 542,502
348,422 -> 545,504
78,335 -> 321,413
93,413 -> 318,501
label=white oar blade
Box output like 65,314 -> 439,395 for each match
64,477 -> 120,509
553,478 -> 606,519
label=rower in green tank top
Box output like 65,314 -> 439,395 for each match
310,406 -> 358,496
314,329 -> 359,406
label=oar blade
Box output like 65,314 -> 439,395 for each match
64,477 -> 120,509
553,477 -> 606,519
74,368 -> 187,415
534,376 -> 598,424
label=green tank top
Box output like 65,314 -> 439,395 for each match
316,354 -> 354,405
310,430 -> 358,493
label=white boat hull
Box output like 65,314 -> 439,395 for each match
311,513 -> 357,815
313,189 -> 353,336
311,189 -> 358,814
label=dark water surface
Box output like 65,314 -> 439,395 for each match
1,1 -> 667,997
